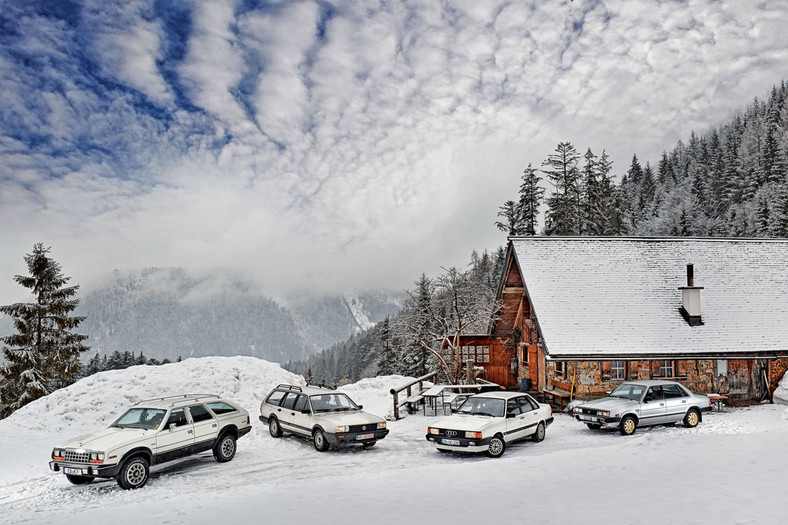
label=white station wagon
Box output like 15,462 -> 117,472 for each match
49,394 -> 252,489
260,384 -> 389,451
426,391 -> 553,457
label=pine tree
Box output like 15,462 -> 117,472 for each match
0,244 -> 89,416
517,164 -> 544,235
494,200 -> 522,236
543,141 -> 581,235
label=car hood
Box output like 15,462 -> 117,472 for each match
315,411 -> 384,426
578,397 -> 639,412
57,427 -> 153,451
431,414 -> 499,432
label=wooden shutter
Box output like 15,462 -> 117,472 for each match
651,360 -> 661,378
677,360 -> 688,377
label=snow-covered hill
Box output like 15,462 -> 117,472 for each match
1,357 -> 788,525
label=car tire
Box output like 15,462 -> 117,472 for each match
117,456 -> 149,490
486,435 -> 506,458
683,408 -> 700,428
619,415 -> 638,436
313,429 -> 329,452
213,433 -> 237,462
586,423 -> 602,430
532,421 -> 546,442
65,474 -> 94,485
269,416 -> 282,438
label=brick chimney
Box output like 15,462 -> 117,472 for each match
678,263 -> 703,326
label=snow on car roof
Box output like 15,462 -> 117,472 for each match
511,237 -> 788,358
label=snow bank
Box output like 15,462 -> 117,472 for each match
774,371 -> 788,405
339,374 -> 412,419
3,356 -> 304,433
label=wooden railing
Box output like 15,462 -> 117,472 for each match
389,371 -> 438,420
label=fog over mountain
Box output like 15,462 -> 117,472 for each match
1,268 -> 402,364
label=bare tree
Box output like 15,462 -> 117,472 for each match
393,266 -> 500,384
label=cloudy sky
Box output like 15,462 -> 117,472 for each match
1,0 -> 787,302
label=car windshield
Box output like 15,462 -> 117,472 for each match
609,383 -> 646,401
111,408 -> 167,429
310,393 -> 360,413
455,397 -> 505,418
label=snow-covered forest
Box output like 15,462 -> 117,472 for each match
497,81 -> 788,238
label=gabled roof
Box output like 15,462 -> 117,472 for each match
510,237 -> 788,359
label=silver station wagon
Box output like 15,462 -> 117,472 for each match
259,384 -> 389,451
572,380 -> 712,435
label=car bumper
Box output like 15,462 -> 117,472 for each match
572,414 -> 622,427
49,461 -> 121,478
425,434 -> 493,452
325,429 -> 389,445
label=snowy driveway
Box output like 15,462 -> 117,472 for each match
1,359 -> 787,525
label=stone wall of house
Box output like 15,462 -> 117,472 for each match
770,358 -> 788,396
545,359 -> 721,400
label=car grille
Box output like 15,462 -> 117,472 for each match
63,450 -> 90,464
577,408 -> 602,416
349,424 -> 379,433
430,428 -> 463,437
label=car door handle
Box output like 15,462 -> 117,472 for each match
212,423 -> 217,428
682,400 -> 687,403
188,430 -> 193,434
659,403 -> 664,406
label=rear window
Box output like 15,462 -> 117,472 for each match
281,392 -> 298,410
206,402 -> 237,415
188,404 -> 215,423
265,390 -> 286,406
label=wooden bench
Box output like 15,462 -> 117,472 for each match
542,389 -> 571,411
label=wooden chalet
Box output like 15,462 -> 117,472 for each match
466,237 -> 788,402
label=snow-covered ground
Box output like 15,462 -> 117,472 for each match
1,357 -> 787,525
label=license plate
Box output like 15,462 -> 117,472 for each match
441,439 -> 460,446
356,433 -> 374,440
579,416 -> 594,422
63,467 -> 85,475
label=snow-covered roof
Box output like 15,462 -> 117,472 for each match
510,237 -> 788,359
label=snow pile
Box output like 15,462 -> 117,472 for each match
340,374 -> 412,419
774,371 -> 788,405
3,356 -> 304,433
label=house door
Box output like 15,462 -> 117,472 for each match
726,360 -> 753,399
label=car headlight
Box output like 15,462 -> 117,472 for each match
377,422 -> 386,429
52,449 -> 63,459
600,411 -> 610,417
428,427 -> 439,435
465,431 -> 482,439
335,425 -> 349,433
573,407 -> 582,413
89,452 -> 105,463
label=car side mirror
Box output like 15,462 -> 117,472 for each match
507,412 -> 516,418
301,409 -> 310,414
357,404 -> 364,410
168,423 -> 176,431
451,408 -> 457,413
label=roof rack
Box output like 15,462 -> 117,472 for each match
276,384 -> 303,391
135,394 -> 220,406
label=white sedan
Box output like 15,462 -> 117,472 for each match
426,391 -> 553,457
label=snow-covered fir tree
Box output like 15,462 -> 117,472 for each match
543,141 -> 582,235
0,244 -> 89,417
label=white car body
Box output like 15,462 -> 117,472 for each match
49,394 -> 252,489
426,391 -> 553,457
259,384 -> 389,451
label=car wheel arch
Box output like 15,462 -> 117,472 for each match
119,447 -> 153,467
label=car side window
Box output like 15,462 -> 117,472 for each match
188,404 -> 214,423
520,396 -> 539,411
281,392 -> 298,410
294,395 -> 308,412
645,387 -> 664,402
266,390 -> 286,406
662,385 -> 686,399
506,400 -> 521,416
165,408 -> 188,428
206,402 -> 237,415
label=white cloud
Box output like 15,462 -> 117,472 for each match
2,0 -> 788,302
